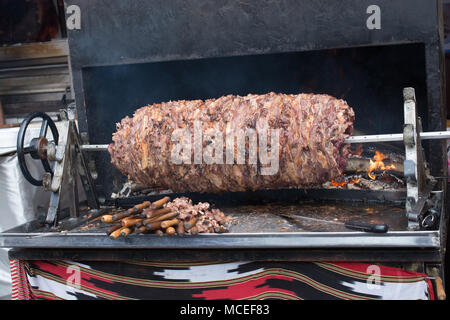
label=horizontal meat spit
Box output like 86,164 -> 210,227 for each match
80,131 -> 450,151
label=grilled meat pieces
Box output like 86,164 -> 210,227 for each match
108,92 -> 354,193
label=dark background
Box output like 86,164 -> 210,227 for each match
0,0 -> 448,121
0,0 -> 65,44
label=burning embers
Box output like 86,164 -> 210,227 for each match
330,177 -> 361,188
367,151 -> 396,180
326,150 -> 404,190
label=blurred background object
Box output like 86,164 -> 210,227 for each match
0,0 -> 71,127
0,0 -> 66,45
444,1 -> 450,120
0,0 -> 69,300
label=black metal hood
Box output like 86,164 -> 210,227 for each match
64,0 -> 446,199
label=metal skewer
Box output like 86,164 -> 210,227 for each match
80,131 -> 450,151
285,214 -> 389,233
80,144 -> 109,151
345,131 -> 450,144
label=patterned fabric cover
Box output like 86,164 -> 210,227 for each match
10,259 -> 434,300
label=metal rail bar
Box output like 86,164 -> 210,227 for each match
345,131 -> 450,144
0,231 -> 440,249
80,131 -> 450,151
8,247 -> 442,263
81,144 -> 109,151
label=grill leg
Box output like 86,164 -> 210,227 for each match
403,87 -> 430,230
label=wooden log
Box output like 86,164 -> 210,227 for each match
165,227 -> 176,236
112,210 -> 134,221
160,219 -> 179,229
144,207 -> 171,219
109,227 -> 126,240
429,268 -> 446,300
134,226 -> 148,234
121,218 -> 142,228
345,157 -> 404,175
184,217 -> 198,230
120,227 -> 132,237
101,215 -> 114,223
145,211 -> 178,224
106,224 -> 122,236
132,201 -> 151,213
145,221 -> 162,231
176,222 -> 185,236
150,196 -> 170,210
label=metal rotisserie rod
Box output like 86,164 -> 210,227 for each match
81,130 -> 450,152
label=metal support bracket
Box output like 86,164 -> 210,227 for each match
44,106 -> 99,225
402,88 -> 429,230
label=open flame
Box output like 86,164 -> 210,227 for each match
367,151 -> 396,180
329,151 -> 397,188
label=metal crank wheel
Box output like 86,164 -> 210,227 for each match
16,112 -> 59,186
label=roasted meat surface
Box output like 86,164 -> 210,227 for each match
109,92 -> 355,193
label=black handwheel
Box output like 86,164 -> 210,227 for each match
17,112 -> 59,186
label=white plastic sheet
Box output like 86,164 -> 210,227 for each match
0,154 -> 49,298
0,123 -> 62,298
0,121 -> 86,298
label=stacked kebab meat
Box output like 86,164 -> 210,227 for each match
108,92 -> 355,193
101,197 -> 229,239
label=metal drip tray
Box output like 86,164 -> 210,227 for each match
0,198 -> 439,250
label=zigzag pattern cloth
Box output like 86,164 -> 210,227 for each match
9,259 -> 434,300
